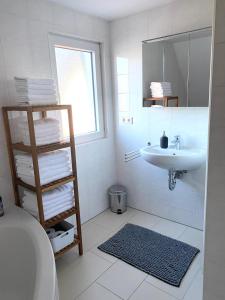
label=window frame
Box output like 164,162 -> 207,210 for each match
48,33 -> 105,144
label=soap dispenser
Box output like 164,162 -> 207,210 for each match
160,131 -> 168,149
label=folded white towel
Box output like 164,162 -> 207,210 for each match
20,125 -> 60,136
24,183 -> 73,202
16,157 -> 70,171
17,99 -> 58,105
22,134 -> 61,146
17,163 -> 71,177
16,83 -> 56,90
150,82 -> 171,87
23,194 -> 74,210
15,150 -> 69,165
15,150 -> 72,186
17,95 -> 57,101
18,118 -> 61,144
151,92 -> 172,97
151,87 -> 172,91
150,82 -> 173,97
23,195 -> 74,211
16,88 -> 56,96
23,203 -> 74,220
18,170 -> 72,186
17,161 -> 71,175
24,190 -> 73,202
15,77 -> 54,85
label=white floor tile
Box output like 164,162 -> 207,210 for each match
90,208 -> 137,231
82,221 -> 112,252
129,281 -> 176,300
57,252 -> 112,300
91,246 -> 118,264
145,253 -> 201,299
183,271 -> 203,300
178,227 -> 203,250
76,283 -> 121,300
97,260 -> 147,299
151,219 -> 187,239
128,210 -> 161,229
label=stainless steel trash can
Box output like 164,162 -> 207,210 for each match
108,185 -> 127,214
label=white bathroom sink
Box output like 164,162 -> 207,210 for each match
140,145 -> 206,170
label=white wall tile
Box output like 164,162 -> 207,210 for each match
28,0 -> 53,23
0,0 -> 29,18
148,4 -> 173,39
171,0 -> 212,34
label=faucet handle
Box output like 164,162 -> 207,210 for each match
174,135 -> 180,141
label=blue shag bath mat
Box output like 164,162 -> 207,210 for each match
98,223 -> 200,287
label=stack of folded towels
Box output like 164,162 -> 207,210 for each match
18,118 -> 61,146
150,82 -> 172,98
14,77 -> 57,105
15,150 -> 72,186
22,183 -> 74,220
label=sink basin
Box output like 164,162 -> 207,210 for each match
140,145 -> 206,171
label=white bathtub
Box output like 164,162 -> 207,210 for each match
0,206 -> 58,300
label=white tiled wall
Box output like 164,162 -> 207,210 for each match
204,1 -> 225,299
0,0 -> 116,223
110,0 -> 213,229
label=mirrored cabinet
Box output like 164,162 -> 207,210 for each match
142,27 -> 212,107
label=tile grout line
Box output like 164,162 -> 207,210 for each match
128,206 -> 204,232
126,275 -> 148,300
143,280 -> 178,300
96,282 -> 124,300
74,257 -> 118,300
181,269 -> 202,300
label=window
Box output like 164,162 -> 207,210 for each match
49,34 -> 104,143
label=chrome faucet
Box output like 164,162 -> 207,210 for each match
171,135 -> 181,150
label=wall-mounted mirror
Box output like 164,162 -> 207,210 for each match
142,27 -> 212,107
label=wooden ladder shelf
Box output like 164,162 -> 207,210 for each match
2,104 -> 83,258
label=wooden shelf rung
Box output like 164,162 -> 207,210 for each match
12,141 -> 71,154
41,175 -> 75,192
44,207 -> 77,228
16,178 -> 37,191
16,175 -> 75,193
54,237 -> 80,259
32,105 -> 71,112
2,104 -> 71,112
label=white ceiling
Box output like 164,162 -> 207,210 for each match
49,0 -> 177,21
